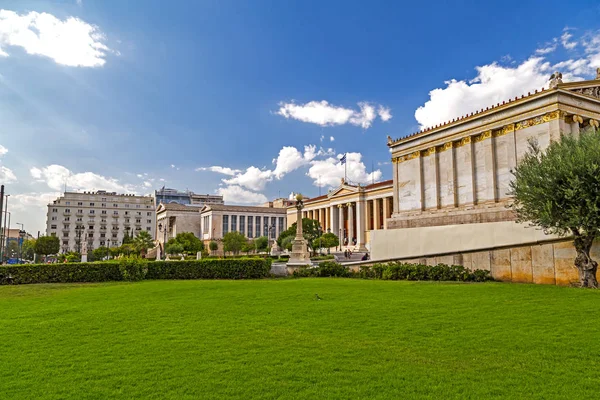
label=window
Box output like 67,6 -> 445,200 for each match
88,233 -> 94,238
90,203 -> 95,206
113,203 -> 118,207
125,218 -> 130,223
65,201 -> 70,205
51,224 -> 57,229
51,232 -> 57,237
62,240 -> 68,245
147,212 -> 151,216
203,216 -> 210,233
100,233 -> 105,238
223,215 -> 229,235
78,202 -> 83,206
88,225 -> 93,230
63,232 -> 69,237
271,217 -> 277,238
147,219 -> 152,224
231,215 -> 237,232
76,218 -> 83,222
255,216 -> 261,238
113,211 -> 118,215
63,225 -> 69,229
136,205 -> 140,208
52,208 -> 58,212
136,219 -> 141,223
64,217 -> 70,221
263,218 -> 269,237
51,216 -> 57,221
125,204 -> 130,208
90,210 -> 95,214
77,209 -> 83,214
65,209 -> 71,213
240,216 -> 245,235
279,217 -> 284,237
125,211 -> 129,215
112,233 -> 117,238
100,241 -> 105,246
102,203 -> 106,207
146,227 -> 151,231
102,197 -> 106,201
137,211 -> 141,216
101,219 -> 106,223
102,210 -> 107,215
247,216 -> 253,238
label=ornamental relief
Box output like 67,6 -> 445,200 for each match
391,110 -> 563,163
572,87 -> 600,99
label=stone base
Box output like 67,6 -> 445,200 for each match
287,237 -> 310,266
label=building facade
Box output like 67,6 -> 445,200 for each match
200,204 -> 287,243
154,187 -> 223,207
46,191 -> 155,253
155,202 -> 203,247
370,74 -> 600,284
286,179 -> 394,251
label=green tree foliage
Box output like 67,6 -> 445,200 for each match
222,231 -> 247,255
312,232 -> 339,253
122,229 -> 133,245
277,218 -> 321,253
92,246 -> 109,261
209,241 -> 218,255
165,232 -> 204,255
21,239 -> 36,261
241,241 -> 254,254
5,240 -> 19,258
254,236 -> 269,252
35,236 -> 60,257
165,242 -> 184,256
132,231 -> 154,256
509,131 -> 600,287
281,235 -> 293,251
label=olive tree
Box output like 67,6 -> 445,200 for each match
509,130 -> 600,287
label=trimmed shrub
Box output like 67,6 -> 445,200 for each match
318,261 -> 350,277
356,263 -> 493,282
146,258 -> 271,280
0,258 -> 272,285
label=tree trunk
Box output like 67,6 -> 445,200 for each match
573,235 -> 598,288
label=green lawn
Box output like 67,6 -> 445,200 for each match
1,279 -> 599,399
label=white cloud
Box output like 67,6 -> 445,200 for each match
170,164 -> 175,168
143,181 -> 152,188
377,105 -> 392,122
222,166 -> 273,191
307,152 -> 382,187
30,164 -> 136,193
276,100 -> 391,129
0,165 -> 16,183
561,31 -> 577,50
272,145 -> 318,179
196,166 -> 242,176
0,144 -> 7,156
320,135 -> 325,142
0,10 -> 112,67
413,29 -> 600,129
216,185 -> 267,204
76,0 -> 83,5
329,136 -> 335,142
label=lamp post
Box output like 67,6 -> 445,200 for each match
0,194 -> 9,262
158,221 -> 168,260
75,224 -> 84,254
16,223 -> 24,263
318,226 -> 323,256
106,238 -> 111,260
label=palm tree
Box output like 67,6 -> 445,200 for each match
132,231 -> 154,257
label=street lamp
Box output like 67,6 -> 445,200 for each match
106,238 -> 111,260
16,223 -> 24,263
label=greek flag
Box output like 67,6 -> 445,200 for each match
340,153 -> 347,164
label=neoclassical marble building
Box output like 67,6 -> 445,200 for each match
287,180 -> 393,251
370,74 -> 600,284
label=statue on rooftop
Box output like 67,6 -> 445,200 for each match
549,71 -> 563,89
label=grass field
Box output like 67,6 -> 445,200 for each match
1,279 -> 599,399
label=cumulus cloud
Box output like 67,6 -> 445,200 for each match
0,144 -> 7,156
0,165 -> 16,183
0,10 -> 112,67
272,145 -> 318,179
222,166 -> 273,191
330,136 -> 335,142
307,152 -> 382,187
413,29 -> 600,129
216,185 -> 267,204
30,164 -> 136,193
196,166 -> 241,176
276,100 -> 391,129
377,105 -> 392,122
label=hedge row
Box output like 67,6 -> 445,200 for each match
0,258 -> 272,285
294,261 -> 492,282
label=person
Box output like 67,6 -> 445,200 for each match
344,249 -> 349,259
348,249 -> 352,258
361,252 -> 369,261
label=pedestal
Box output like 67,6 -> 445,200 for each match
287,237 -> 311,266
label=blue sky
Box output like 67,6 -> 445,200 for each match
1,0 -> 600,234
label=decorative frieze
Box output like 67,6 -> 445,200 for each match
392,111 -> 565,162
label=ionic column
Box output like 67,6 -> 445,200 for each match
330,206 -> 337,234
366,199 -> 372,230
347,202 -> 354,243
383,198 -> 390,229
325,207 -> 330,231
373,198 -> 381,230
392,158 -> 400,215
355,200 -> 366,251
338,205 -> 344,241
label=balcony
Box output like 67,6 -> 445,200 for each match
111,214 -> 119,218
87,220 -> 95,224
62,228 -> 70,232
100,226 -> 107,231
76,211 -> 84,217
111,227 -> 119,232
63,211 -> 71,216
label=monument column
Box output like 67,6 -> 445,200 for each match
348,202 -> 355,244
288,194 -> 310,267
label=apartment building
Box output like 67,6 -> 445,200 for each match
154,187 -> 224,207
46,191 -> 155,253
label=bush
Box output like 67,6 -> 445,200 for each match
292,262 -> 349,278
356,262 -> 493,282
0,258 -> 272,285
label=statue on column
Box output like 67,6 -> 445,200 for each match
287,193 -> 311,267
549,71 -> 563,89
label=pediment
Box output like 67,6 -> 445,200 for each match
560,79 -> 600,99
328,184 -> 360,198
